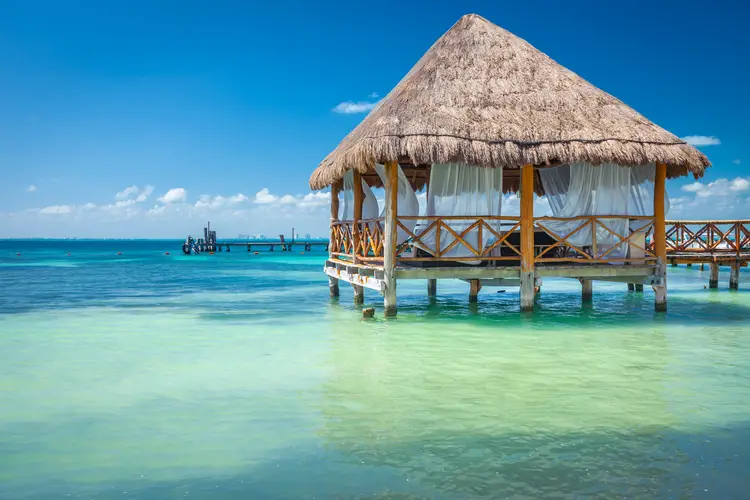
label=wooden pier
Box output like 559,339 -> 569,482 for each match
183,223 -> 328,254
323,209 -> 748,314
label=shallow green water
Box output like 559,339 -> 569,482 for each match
1,240 -> 749,498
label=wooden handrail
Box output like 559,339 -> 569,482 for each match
331,217 -> 750,263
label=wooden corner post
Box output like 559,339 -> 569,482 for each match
352,171 -> 365,304
520,164 -> 535,311
383,162 -> 399,317
654,162 -> 667,311
329,181 -> 340,298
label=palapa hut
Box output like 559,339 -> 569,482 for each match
311,13 -> 710,315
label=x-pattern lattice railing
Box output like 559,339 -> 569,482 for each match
394,216 -> 522,262
534,215 -> 656,263
330,220 -> 354,259
656,220 -> 750,254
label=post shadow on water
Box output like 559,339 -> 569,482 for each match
357,287 -> 750,329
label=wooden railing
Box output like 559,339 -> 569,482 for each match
331,216 -> 524,263
534,215 -> 656,264
390,215 -> 522,263
656,220 -> 750,254
331,217 -> 750,268
330,220 -> 355,260
332,217 -> 750,266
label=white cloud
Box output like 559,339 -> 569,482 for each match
194,193 -> 249,209
253,188 -> 278,204
333,100 -> 378,114
671,176 -> 750,219
733,159 -> 741,165
147,205 -> 166,216
368,92 -> 380,99
252,188 -> 333,212
4,186 -> 336,238
298,192 -> 330,208
228,193 -> 249,204
116,185 -> 139,200
136,185 -> 154,202
38,205 -> 73,215
26,185 -> 37,193
681,135 -> 721,146
730,178 -> 750,192
116,185 -> 154,202
681,177 -> 750,198
159,188 -> 187,204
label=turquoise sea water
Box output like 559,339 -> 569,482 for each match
1,240 -> 749,499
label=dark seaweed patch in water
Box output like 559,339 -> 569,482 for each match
5,424 -> 748,499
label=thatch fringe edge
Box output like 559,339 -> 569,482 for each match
309,136 -> 710,190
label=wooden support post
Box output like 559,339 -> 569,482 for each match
330,181 -> 340,256
729,261 -> 740,290
520,164 -> 535,311
627,283 -> 635,291
581,279 -> 593,302
329,181 -> 340,298
635,283 -> 644,292
329,276 -> 340,298
709,262 -> 719,289
700,263 -> 705,271
469,279 -> 482,303
427,279 -> 437,297
353,284 -> 364,303
352,171 -> 364,263
654,162 -> 667,312
686,263 -> 692,268
383,162 -> 398,317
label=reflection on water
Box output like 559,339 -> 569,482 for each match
1,240 -> 749,498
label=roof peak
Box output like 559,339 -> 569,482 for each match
310,14 -> 709,189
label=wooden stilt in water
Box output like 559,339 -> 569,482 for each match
627,283 -> 635,291
730,261 -> 740,289
352,171 -> 364,305
427,279 -> 437,297
352,171 -> 363,263
686,263 -> 692,268
700,263 -> 705,271
635,283 -> 644,292
353,284 -> 364,304
469,279 -> 482,303
654,163 -> 668,312
581,279 -> 593,302
519,164 -> 535,311
383,161 -> 398,317
329,277 -> 339,297
709,262 -> 719,289
329,181 -> 340,298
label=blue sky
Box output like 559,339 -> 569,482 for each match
1,0 -> 748,238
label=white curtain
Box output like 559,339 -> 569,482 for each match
417,163 -> 503,261
537,162 -> 669,259
374,164 -> 420,245
340,170 -> 379,220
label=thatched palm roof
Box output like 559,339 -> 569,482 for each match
310,14 -> 710,190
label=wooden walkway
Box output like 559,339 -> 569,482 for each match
661,220 -> 749,289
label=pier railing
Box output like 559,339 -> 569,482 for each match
332,215 -> 666,265
534,215 -> 656,264
654,220 -> 750,254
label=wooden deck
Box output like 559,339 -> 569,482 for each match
326,219 -> 748,299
